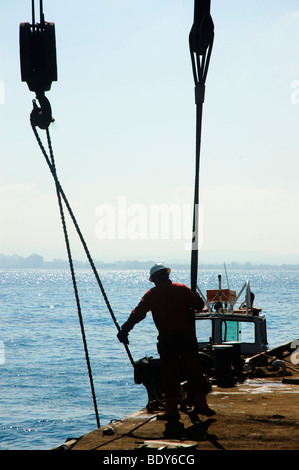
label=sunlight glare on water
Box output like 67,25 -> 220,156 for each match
0,267 -> 299,449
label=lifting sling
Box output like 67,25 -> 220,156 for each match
189,0 -> 214,293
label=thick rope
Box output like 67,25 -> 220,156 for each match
31,123 -> 163,411
31,122 -> 100,427
46,128 -> 100,428
31,128 -> 120,320
31,124 -> 136,364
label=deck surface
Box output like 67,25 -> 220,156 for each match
56,378 -> 299,451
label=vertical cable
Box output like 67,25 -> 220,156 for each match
31,0 -> 35,28
46,127 -> 100,428
189,0 -> 214,292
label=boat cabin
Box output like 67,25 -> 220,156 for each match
196,280 -> 268,357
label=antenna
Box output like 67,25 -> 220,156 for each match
224,262 -> 230,290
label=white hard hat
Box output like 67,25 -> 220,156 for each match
149,263 -> 171,282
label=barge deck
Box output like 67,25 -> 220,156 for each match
55,377 -> 299,451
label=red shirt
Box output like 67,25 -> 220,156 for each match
122,280 -> 204,340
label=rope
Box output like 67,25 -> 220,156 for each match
26,0 -> 164,432
31,120 -> 164,420
31,123 -> 136,365
31,123 -> 101,428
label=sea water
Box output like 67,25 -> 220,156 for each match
1,268 -> 299,450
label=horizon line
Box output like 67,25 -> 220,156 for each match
1,253 -> 299,269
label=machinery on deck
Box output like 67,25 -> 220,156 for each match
134,275 -> 293,411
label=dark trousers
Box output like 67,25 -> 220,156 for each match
157,335 -> 207,400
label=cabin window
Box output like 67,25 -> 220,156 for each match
196,319 -> 212,343
239,321 -> 256,343
221,320 -> 239,342
221,320 -> 256,344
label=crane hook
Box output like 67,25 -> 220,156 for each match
20,0 -> 57,128
30,92 -> 54,129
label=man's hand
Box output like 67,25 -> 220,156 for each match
117,329 -> 129,345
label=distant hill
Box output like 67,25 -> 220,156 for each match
1,253 -> 299,270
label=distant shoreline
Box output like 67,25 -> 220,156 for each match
1,253 -> 299,270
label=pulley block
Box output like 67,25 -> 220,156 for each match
20,0 -> 57,94
20,21 -> 57,93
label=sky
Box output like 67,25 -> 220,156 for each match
1,0 -> 299,265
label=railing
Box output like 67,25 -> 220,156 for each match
197,279 -> 253,315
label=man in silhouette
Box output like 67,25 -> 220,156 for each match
117,263 -> 215,420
